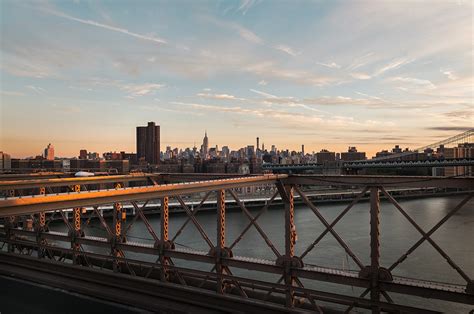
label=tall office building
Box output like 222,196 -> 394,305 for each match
44,143 -> 55,160
0,152 -> 11,171
201,130 -> 209,159
136,122 -> 160,164
79,149 -> 87,159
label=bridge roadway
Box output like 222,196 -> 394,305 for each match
0,174 -> 473,313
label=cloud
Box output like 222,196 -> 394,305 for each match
390,76 -> 436,90
234,24 -> 263,44
121,83 -> 164,97
443,109 -> 474,119
171,101 -> 326,128
350,72 -> 371,80
0,90 -> 25,96
440,69 -> 458,80
249,88 -> 277,98
316,62 -> 341,69
274,45 -> 299,56
245,62 -> 336,86
170,101 -> 392,132
39,7 -> 167,44
237,0 -> 260,14
346,52 -> 376,70
373,58 -> 412,76
196,93 -> 246,101
203,15 -> 263,44
26,85 -> 46,93
301,96 -> 385,108
355,91 -> 385,101
0,55 -> 59,78
50,103 -> 81,114
426,126 -> 472,131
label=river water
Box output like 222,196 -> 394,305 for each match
35,195 -> 474,312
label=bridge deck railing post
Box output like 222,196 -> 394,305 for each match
278,183 -> 297,308
370,186 -> 381,314
112,183 -> 123,272
160,196 -> 169,281
216,189 -> 226,294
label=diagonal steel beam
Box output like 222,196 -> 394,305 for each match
123,201 -> 149,237
171,191 -> 212,242
388,192 -> 473,273
294,185 -> 364,269
294,276 -> 323,313
229,190 -> 279,250
382,188 -> 472,283
93,207 -> 113,237
130,201 -> 160,244
300,187 -> 369,260
175,195 -> 214,249
228,189 -> 282,258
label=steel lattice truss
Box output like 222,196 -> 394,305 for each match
0,174 -> 473,314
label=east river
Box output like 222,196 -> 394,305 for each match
2,195 -> 473,313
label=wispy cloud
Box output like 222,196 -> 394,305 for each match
237,0 -> 260,14
249,88 -> 277,98
171,101 -> 392,131
355,91 -> 385,101
0,90 -> 25,96
350,72 -> 371,80
234,23 -> 263,44
196,93 -> 246,101
121,83 -> 164,97
39,7 -> 167,44
440,69 -> 458,80
373,58 -> 412,76
26,85 -> 46,93
347,52 -> 375,70
274,44 -> 299,56
443,109 -> 473,120
245,62 -> 336,86
426,126 -> 472,131
50,103 -> 81,114
390,76 -> 436,90
316,61 -> 341,69
204,15 -> 263,44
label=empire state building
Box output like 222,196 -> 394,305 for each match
201,130 -> 209,159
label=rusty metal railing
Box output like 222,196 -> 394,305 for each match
0,174 -> 472,313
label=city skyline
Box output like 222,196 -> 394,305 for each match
1,1 -> 473,158
5,126 -> 468,160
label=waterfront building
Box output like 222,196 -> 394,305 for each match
341,146 -> 366,161
316,149 -> 336,163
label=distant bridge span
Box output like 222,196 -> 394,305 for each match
263,158 -> 474,172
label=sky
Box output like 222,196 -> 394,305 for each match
0,0 -> 473,158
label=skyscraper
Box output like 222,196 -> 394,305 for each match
201,130 -> 209,159
44,143 -> 54,160
136,122 -> 160,164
